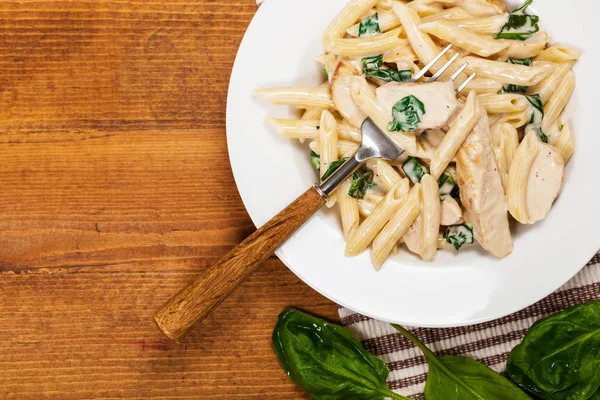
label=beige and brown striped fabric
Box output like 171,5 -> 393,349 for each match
338,252 -> 600,398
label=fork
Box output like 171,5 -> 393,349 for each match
154,45 -> 475,341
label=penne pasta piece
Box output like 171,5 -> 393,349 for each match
376,159 -> 403,191
461,56 -> 554,86
492,123 -> 518,189
302,106 -> 326,120
454,14 -> 508,34
402,215 -> 421,256
358,192 -> 384,217
419,174 -> 440,262
421,7 -> 472,23
496,32 -> 550,61
542,71 -> 575,132
254,87 -> 335,109
323,0 -> 381,51
346,10 -> 401,37
383,40 -> 418,63
419,20 -> 510,57
266,117 -> 320,139
528,61 -> 574,104
338,178 -> 360,240
551,120 -> 574,164
465,78 -> 503,95
310,139 -> 359,159
372,184 -> 421,269
350,76 -> 418,154
535,45 -> 581,63
429,91 -> 481,179
454,0 -> 507,17
478,93 -> 529,114
346,179 -> 410,256
330,61 -> 367,127
319,110 -> 339,208
489,109 -> 531,130
338,119 -> 363,142
330,28 -> 403,57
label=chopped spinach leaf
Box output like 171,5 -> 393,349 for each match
402,157 -> 429,184
495,0 -> 540,41
438,171 -> 457,200
501,58 -> 533,93
348,166 -> 375,199
443,224 -> 474,251
321,157 -> 349,181
525,94 -> 548,142
388,95 -> 426,132
310,151 -> 320,171
358,13 -> 381,37
324,66 -> 330,79
362,54 -> 412,83
450,183 -> 461,202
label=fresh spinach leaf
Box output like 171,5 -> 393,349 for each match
392,324 -> 532,400
507,300 -> 600,400
496,0 -> 540,41
358,13 -> 381,37
273,309 -> 411,400
443,224 -> 474,251
388,96 -> 426,132
348,165 -> 375,199
438,171 -> 457,200
362,55 -> 412,83
402,157 -> 429,184
310,151 -> 320,171
450,183 -> 461,202
524,94 -> 548,143
322,157 -> 349,181
502,58 -> 533,93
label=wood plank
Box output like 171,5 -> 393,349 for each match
0,0 -> 339,398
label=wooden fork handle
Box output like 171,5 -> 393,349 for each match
154,186 -> 326,341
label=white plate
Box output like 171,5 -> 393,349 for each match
226,0 -> 600,327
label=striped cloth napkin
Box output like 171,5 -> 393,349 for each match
252,1 -> 599,397
338,252 -> 600,398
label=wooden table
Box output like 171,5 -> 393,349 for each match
0,1 -> 339,398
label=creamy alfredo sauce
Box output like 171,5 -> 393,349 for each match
376,81 -> 459,131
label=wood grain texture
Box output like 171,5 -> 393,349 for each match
155,187 -> 326,341
0,0 -> 339,398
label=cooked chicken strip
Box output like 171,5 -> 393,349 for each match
456,102 -> 513,258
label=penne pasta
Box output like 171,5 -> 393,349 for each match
542,71 -> 575,132
372,184 -> 421,269
419,20 -> 511,57
346,10 -> 401,37
492,123 -> 519,189
346,179 -> 410,256
376,159 -> 403,191
419,174 -> 440,262
461,56 -> 555,86
310,139 -> 359,159
489,109 -> 531,130
454,0 -> 507,17
552,120 -> 574,164
266,117 -> 320,139
338,178 -> 360,239
254,87 -> 335,108
454,14 -> 508,34
319,111 -> 339,208
478,93 -> 529,114
330,61 -> 367,127
535,45 -> 581,63
383,40 -> 418,63
358,192 -> 384,217
323,0 -> 381,51
330,27 -> 403,57
429,91 -> 481,179
402,215 -> 422,256
465,78 -> 503,95
496,32 -> 550,61
350,76 -> 418,154
338,119 -> 363,142
421,7 -> 472,23
529,61 -> 574,104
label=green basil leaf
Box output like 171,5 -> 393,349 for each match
524,94 -> 548,142
509,58 -> 533,66
310,150 -> 320,171
273,309 -> 411,400
388,95 -> 425,132
358,13 -> 381,37
402,157 -> 429,184
495,0 -> 540,41
321,157 -> 349,181
362,55 -> 412,83
438,171 -> 457,199
392,324 -> 532,400
507,300 -> 600,400
534,126 -> 549,143
443,224 -> 474,251
348,165 -> 375,199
